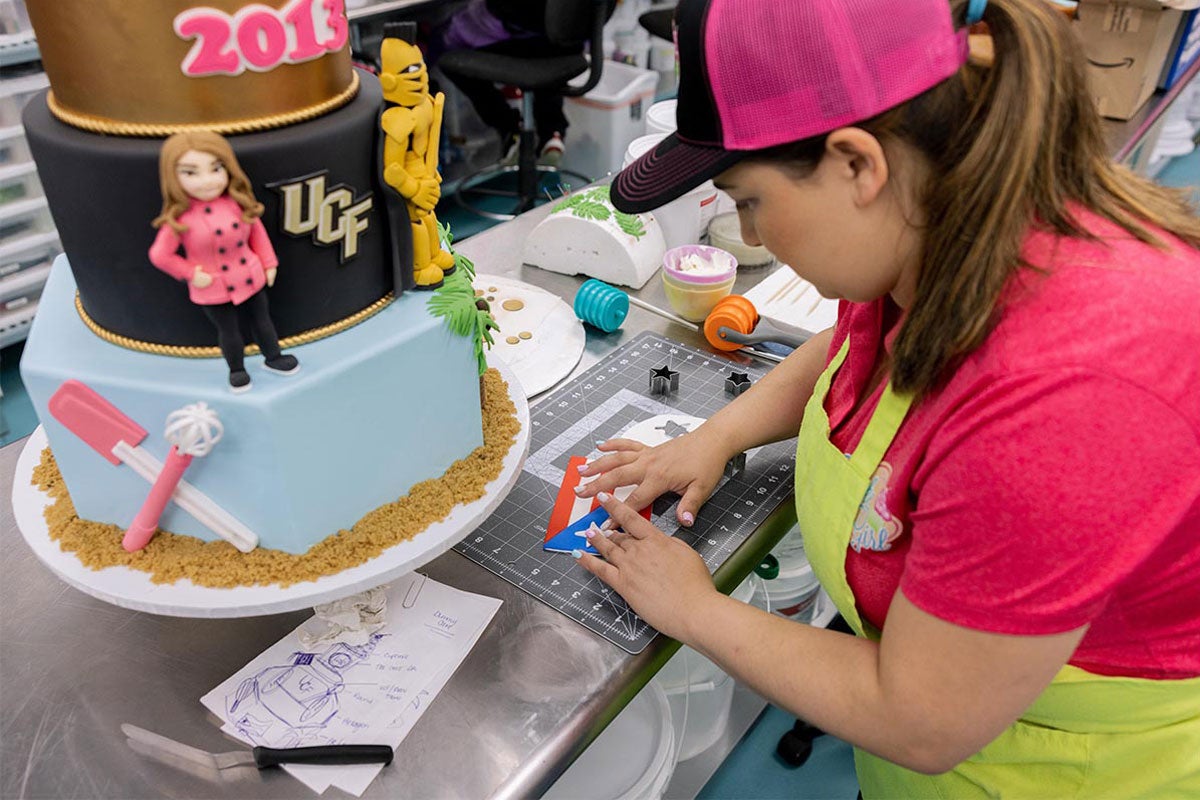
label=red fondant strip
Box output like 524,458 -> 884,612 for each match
547,456 -> 589,541
546,455 -> 653,542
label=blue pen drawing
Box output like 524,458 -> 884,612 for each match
227,636 -> 385,745
202,575 -> 504,754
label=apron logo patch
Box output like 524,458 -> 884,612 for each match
850,461 -> 903,552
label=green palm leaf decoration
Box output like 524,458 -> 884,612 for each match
429,269 -> 498,377
474,310 -> 500,374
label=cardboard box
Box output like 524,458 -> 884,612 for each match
1076,0 -> 1185,120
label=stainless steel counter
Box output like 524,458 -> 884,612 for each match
0,200 -> 796,800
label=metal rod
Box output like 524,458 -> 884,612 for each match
626,296 -> 701,331
742,348 -> 785,364
622,294 -> 783,364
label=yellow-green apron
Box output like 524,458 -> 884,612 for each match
795,339 -> 1200,798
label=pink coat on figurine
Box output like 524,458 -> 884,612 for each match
149,130 -> 298,393
149,195 -> 277,306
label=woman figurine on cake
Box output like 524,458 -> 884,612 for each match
149,130 -> 299,393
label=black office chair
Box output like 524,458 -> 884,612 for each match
639,5 -> 675,43
438,0 -> 611,220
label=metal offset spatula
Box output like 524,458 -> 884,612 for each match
121,723 -> 394,770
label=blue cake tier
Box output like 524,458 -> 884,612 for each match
21,257 -> 484,555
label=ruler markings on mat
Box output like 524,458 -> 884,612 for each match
456,332 -> 795,653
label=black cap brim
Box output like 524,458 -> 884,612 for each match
610,133 -> 745,214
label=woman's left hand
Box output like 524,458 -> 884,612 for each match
265,267 -> 277,287
575,493 -> 719,641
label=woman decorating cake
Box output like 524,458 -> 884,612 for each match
574,0 -> 1200,795
149,131 -> 300,393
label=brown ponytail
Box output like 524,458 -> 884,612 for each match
751,0 -> 1200,397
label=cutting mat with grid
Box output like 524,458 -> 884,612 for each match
456,332 -> 797,653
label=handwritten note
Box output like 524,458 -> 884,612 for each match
200,574 -> 501,795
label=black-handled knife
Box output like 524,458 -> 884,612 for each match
252,744 -> 394,768
121,723 -> 394,770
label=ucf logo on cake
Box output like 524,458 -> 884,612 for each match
270,171 -> 373,263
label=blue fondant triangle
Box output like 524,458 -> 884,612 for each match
543,507 -> 610,555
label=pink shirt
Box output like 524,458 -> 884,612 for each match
148,196 -> 277,306
826,210 -> 1200,679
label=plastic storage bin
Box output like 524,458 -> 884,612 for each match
0,196 -> 53,246
562,60 -> 659,182
0,125 -> 32,167
0,160 -> 42,204
0,72 -> 48,127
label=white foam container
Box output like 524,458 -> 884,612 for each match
654,577 -> 755,761
544,680 -> 676,800
563,60 -> 660,182
623,133 -> 717,249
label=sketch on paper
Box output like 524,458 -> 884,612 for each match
226,636 -> 385,746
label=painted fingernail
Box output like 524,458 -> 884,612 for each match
576,463 -> 588,473
597,491 -> 611,503
573,485 -> 585,495
680,511 -> 695,525
571,549 -> 583,558
585,527 -> 597,539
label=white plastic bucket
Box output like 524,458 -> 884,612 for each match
563,60 -> 660,182
623,132 -> 715,249
644,99 -> 677,136
771,525 -> 807,563
663,672 -> 734,761
544,680 -> 676,800
753,545 -> 822,623
654,577 -> 755,761
648,39 -> 678,97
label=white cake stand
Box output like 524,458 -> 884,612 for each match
11,357 -> 531,618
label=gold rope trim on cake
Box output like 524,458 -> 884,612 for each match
75,289 -> 394,358
47,72 -> 360,137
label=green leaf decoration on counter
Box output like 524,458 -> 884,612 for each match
552,186 -> 646,239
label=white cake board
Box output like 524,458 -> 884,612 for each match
11,358 -> 530,618
474,273 -> 586,398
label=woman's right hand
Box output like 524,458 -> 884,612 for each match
574,426 -> 733,527
191,265 -> 213,289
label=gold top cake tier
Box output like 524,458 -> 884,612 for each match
26,0 -> 356,136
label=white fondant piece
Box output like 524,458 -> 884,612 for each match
619,414 -> 707,448
475,273 -> 586,397
10,355 -> 530,618
522,192 -> 666,290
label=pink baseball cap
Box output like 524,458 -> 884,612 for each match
611,0 -> 968,214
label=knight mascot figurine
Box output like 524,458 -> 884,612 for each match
379,22 -> 456,289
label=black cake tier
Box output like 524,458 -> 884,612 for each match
23,70 -> 412,349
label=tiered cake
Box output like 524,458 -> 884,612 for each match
18,0 -> 505,563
